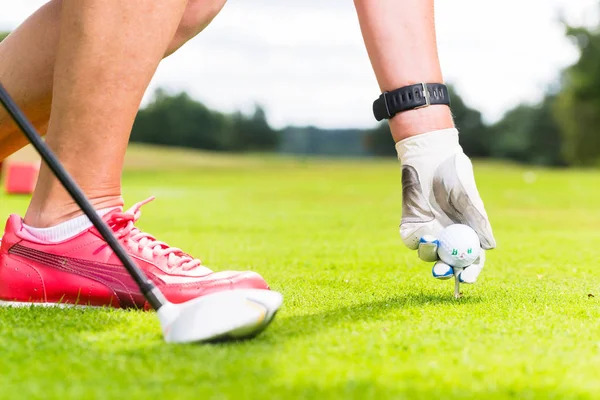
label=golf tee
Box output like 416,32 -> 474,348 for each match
454,267 -> 463,299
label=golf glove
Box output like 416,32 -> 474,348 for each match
396,128 -> 496,283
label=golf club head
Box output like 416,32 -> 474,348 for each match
157,289 -> 283,344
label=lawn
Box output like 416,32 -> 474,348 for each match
1,145 -> 600,399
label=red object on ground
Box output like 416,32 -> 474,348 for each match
4,161 -> 40,194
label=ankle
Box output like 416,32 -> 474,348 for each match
389,105 -> 455,142
24,195 -> 124,228
23,207 -> 118,242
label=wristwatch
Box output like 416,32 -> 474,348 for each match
372,83 -> 450,121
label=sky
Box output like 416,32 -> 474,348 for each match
1,0 -> 599,129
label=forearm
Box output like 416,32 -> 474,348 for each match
354,0 -> 454,141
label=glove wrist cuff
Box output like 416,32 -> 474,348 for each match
395,128 -> 461,163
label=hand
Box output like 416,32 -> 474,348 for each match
395,128 -> 496,283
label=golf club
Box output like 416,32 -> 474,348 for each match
0,83 -> 282,343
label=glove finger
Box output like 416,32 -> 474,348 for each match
432,261 -> 454,280
418,234 -> 439,262
433,153 -> 496,250
401,220 -> 445,251
458,250 -> 485,284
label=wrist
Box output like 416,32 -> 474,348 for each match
395,128 -> 461,164
389,105 -> 454,142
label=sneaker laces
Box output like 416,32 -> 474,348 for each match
106,197 -> 212,274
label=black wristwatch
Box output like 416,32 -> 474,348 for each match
372,83 -> 450,121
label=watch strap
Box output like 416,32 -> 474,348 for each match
372,83 -> 450,121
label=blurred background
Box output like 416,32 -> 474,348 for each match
2,0 -> 600,166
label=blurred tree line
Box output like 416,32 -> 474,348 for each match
131,89 -> 278,152
554,22 -> 600,165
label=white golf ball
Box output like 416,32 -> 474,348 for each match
437,224 -> 481,268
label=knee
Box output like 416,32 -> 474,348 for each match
176,0 -> 227,42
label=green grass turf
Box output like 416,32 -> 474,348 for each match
2,145 -> 600,399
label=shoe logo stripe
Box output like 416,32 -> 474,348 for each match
9,244 -> 147,308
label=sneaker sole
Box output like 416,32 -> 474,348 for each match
0,300 -> 100,309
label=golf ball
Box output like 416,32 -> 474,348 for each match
437,224 -> 481,268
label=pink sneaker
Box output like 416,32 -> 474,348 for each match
0,198 -> 269,309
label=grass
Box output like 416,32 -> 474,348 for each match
1,144 -> 600,399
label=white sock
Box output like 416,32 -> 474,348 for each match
24,207 -> 119,243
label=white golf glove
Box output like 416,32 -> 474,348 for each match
396,128 -> 496,283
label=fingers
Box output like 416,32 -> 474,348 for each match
430,250 -> 485,283
432,261 -> 453,280
400,220 -> 444,250
457,250 -> 485,284
417,234 -> 439,262
432,153 -> 497,250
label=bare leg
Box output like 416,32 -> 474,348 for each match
0,0 -> 226,161
23,0 -> 191,227
354,0 -> 454,142
0,1 -> 59,159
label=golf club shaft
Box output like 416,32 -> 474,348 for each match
0,83 -> 165,310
